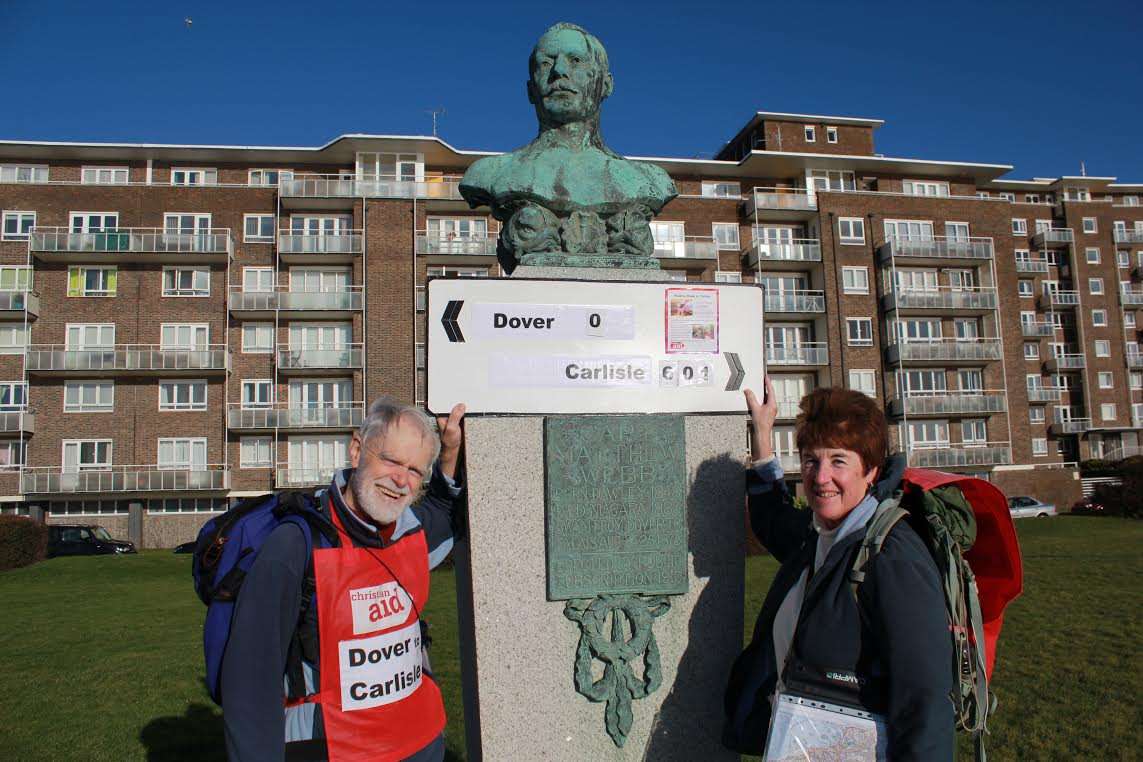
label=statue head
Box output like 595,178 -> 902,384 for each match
527,23 -> 614,134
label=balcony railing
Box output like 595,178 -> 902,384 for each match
878,235 -> 994,262
908,444 -> 1011,468
228,403 -> 365,430
1014,257 -> 1051,274
774,400 -> 801,419
277,343 -> 363,370
416,234 -> 497,257
21,465 -> 229,494
228,286 -> 363,313
888,391 -> 1007,417
1045,353 -> 1086,371
744,187 -> 817,215
745,236 -> 822,267
777,453 -> 802,473
0,408 -> 34,433
764,290 -> 825,313
30,227 -> 232,257
1021,320 -> 1056,337
1026,386 -> 1065,402
275,464 -> 348,488
25,345 -> 228,373
0,289 -> 38,317
279,174 -> 464,201
1040,290 -> 1081,309
655,237 -> 718,261
1113,230 -> 1143,244
1049,417 -> 1091,435
882,286 -> 998,312
278,231 -> 362,255
885,338 -> 1002,364
1121,287 -> 1143,306
1127,351 -> 1143,369
1030,228 -> 1074,247
765,342 -> 829,366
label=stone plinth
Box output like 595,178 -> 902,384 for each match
454,414 -> 745,761
511,265 -> 674,282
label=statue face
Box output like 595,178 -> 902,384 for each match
528,27 -> 613,126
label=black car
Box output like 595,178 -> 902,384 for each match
47,524 -> 136,557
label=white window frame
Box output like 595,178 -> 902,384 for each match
1018,280 -> 1033,297
244,214 -> 276,243
700,181 -> 741,199
0,326 -> 25,355
842,266 -> 869,294
998,192 -> 1015,202
1029,407 -> 1045,424
1101,403 -> 1117,422
1095,340 -> 1111,357
2,211 -> 36,240
1082,217 -> 1098,234
826,126 -> 839,144
242,379 -> 274,409
248,169 -> 292,187
63,381 -> 114,413
846,318 -> 873,346
1097,372 -> 1114,390
1089,277 -> 1104,296
65,324 -> 114,349
0,381 -> 26,411
0,164 -> 48,183
240,436 -> 273,469
961,419 -> 987,447
242,323 -> 275,354
162,267 -> 210,297
67,266 -> 117,297
1092,310 -> 1107,327
838,217 -> 865,245
711,222 -> 740,250
63,439 -> 112,472
1023,343 -> 1039,360
1086,247 -> 1101,264
804,126 -> 816,143
0,440 -> 24,470
848,369 -> 876,398
714,271 -> 742,284
243,267 -> 275,292
902,180 -> 950,197
1032,438 -> 1048,456
157,437 -> 208,470
160,323 -> 209,350
81,166 -> 129,185
170,168 -> 217,186
1012,218 -> 1027,235
158,379 -> 208,411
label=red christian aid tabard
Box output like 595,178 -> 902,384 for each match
307,496 -> 445,761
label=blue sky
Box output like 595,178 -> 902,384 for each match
2,0 -> 1141,181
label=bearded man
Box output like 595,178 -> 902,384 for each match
221,397 -> 466,762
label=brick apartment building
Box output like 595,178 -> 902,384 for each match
0,111 -> 1138,545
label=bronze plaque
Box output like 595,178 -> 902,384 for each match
545,415 -> 688,600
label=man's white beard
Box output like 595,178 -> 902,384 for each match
349,469 -> 415,527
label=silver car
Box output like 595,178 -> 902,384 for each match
1008,495 -> 1058,518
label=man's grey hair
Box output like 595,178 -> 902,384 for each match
357,396 -> 441,469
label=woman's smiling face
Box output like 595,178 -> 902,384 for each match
800,446 -> 879,529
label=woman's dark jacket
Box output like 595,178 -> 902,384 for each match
723,454 -> 954,759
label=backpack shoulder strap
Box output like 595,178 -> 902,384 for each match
849,494 -> 909,599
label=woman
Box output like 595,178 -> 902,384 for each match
723,378 -> 953,759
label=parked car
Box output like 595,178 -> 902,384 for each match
1007,496 -> 1058,518
1071,496 -> 1106,515
46,525 -> 136,557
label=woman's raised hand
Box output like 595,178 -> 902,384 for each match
744,375 -> 777,461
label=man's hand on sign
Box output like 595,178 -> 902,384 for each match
744,375 -> 777,462
437,403 -> 466,480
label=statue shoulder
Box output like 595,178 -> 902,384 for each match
636,161 -> 678,207
459,154 -> 513,209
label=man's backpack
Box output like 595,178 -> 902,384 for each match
850,468 -> 1023,762
191,490 -> 339,705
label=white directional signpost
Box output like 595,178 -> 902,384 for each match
426,277 -> 765,415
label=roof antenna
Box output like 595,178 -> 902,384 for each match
425,107 -> 446,137
1080,160 -> 1087,177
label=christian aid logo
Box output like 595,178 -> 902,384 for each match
349,582 -> 412,635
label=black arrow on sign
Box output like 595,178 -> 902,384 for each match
724,352 -> 745,391
442,300 -> 465,343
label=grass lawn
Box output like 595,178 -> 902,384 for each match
1,516 -> 1139,760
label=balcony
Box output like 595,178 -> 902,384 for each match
277,231 -> 362,263
765,342 -> 829,366
1021,320 -> 1056,338
21,465 -> 229,495
881,286 -> 998,314
416,234 -> 497,259
1127,351 -> 1143,369
277,343 -> 363,373
0,408 -> 34,434
25,345 -> 228,375
278,174 -> 464,209
1026,386 -> 1064,403
774,400 -> 802,420
1114,230 -> 1143,244
228,286 -> 363,318
275,464 -> 348,488
884,338 -> 1003,365
1014,256 -> 1051,274
777,453 -> 802,473
877,236 -> 994,264
655,237 -> 718,264
1049,417 -> 1091,435
908,444 -> 1011,469
1044,353 -> 1086,371
764,290 -> 825,314
743,237 -> 822,270
1039,290 -> 1081,309
888,391 -> 1007,418
1030,228 -> 1074,248
30,227 -> 232,263
743,187 -> 817,219
1121,287 -> 1143,306
0,290 -> 39,319
228,403 -> 365,431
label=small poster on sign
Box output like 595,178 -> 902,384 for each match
665,288 -> 719,354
